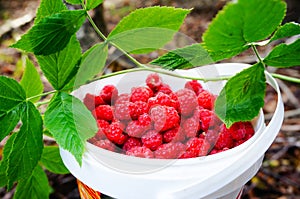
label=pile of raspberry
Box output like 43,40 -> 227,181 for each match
84,73 -> 254,159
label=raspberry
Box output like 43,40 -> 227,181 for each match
148,92 -> 178,110
227,121 -> 254,141
154,142 -> 186,159
175,88 -> 198,117
126,146 -> 154,158
180,137 -> 205,158
100,85 -> 118,105
126,120 -> 150,138
182,111 -> 200,138
106,121 -> 128,145
214,124 -> 234,150
185,80 -> 203,95
130,86 -> 153,102
88,136 -> 98,144
129,101 -> 149,120
137,113 -> 152,127
92,105 -> 114,121
156,83 -> 173,95
114,94 -> 131,120
83,93 -> 105,110
122,137 -> 142,151
199,108 -> 216,132
146,73 -> 163,92
163,126 -> 185,143
197,90 -> 214,110
96,120 -> 110,139
94,139 -> 116,152
150,105 -> 180,132
141,130 -> 163,151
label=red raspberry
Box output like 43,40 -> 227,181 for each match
175,88 -> 198,117
141,130 -> 163,151
88,136 -> 98,144
182,113 -> 200,138
150,105 -> 180,132
163,126 -> 185,143
100,85 -> 118,105
92,105 -> 114,121
122,137 -> 142,151
197,90 -> 214,110
130,86 -> 153,102
156,83 -> 173,95
180,137 -> 205,158
83,93 -> 106,110
204,126 -> 220,147
129,101 -> 149,120
199,109 -> 216,132
106,121 -> 128,145
214,124 -> 234,150
227,121 -> 254,141
94,139 -> 116,152
185,80 -> 203,95
125,120 -> 150,138
126,146 -> 154,158
154,142 -> 187,159
148,92 -> 178,110
114,94 -> 131,120
96,120 -> 110,139
146,73 -> 163,92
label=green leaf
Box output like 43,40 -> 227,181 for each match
150,44 -> 214,70
0,109 -> 20,142
270,22 -> 300,42
40,146 -> 69,174
264,38 -> 300,67
214,63 -> 266,127
35,0 -> 67,24
20,59 -> 44,102
44,92 -> 98,165
37,35 -> 81,90
66,0 -> 83,5
11,10 -> 86,55
0,162 -> 8,187
0,76 -> 26,113
86,0 -> 103,10
202,0 -> 286,60
75,42 -> 108,87
107,6 -> 190,54
6,102 -> 43,184
14,165 -> 51,199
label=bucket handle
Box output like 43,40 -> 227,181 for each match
161,71 -> 284,199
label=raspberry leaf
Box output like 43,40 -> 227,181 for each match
20,58 -> 44,102
75,42 -> 108,87
44,92 -> 98,165
5,102 -> 43,185
35,0 -> 67,24
11,10 -> 86,56
14,165 -> 51,199
270,22 -> 300,42
264,38 -> 300,67
0,109 -> 20,142
107,7 -> 190,54
65,0 -> 83,5
40,146 -> 70,174
37,36 -> 82,90
86,0 -> 104,10
202,0 -> 286,60
215,63 -> 266,127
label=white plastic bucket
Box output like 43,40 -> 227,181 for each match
60,63 -> 284,199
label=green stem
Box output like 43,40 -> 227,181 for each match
271,73 -> 300,84
35,99 -> 51,107
251,44 -> 263,63
89,67 -> 232,83
27,90 -> 57,102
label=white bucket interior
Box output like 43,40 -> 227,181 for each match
60,63 -> 284,199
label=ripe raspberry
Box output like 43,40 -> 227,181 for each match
92,105 -> 114,121
122,137 -> 142,151
175,88 -> 198,117
94,139 -> 116,152
106,121 -> 128,145
214,124 -> 234,150
100,85 -> 118,105
182,112 -> 200,138
114,94 -> 131,120
197,90 -> 214,110
156,83 -> 173,95
96,119 -> 110,139
141,130 -> 163,151
146,73 -> 162,92
180,137 -> 205,158
204,126 -> 220,147
130,86 -> 153,102
185,80 -> 203,95
150,105 -> 180,132
129,101 -> 149,120
199,108 -> 216,132
154,142 -> 186,159
137,113 -> 152,127
227,121 -> 254,141
83,93 -> 105,110
125,120 -> 150,138
126,146 -> 154,158
148,92 -> 178,110
163,126 -> 185,143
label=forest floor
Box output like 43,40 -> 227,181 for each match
0,0 -> 300,198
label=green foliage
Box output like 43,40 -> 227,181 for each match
44,92 -> 98,165
20,59 -> 44,102
108,6 -> 190,54
65,0 -> 83,5
86,0 -> 104,10
35,0 -> 67,24
270,22 -> 300,42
